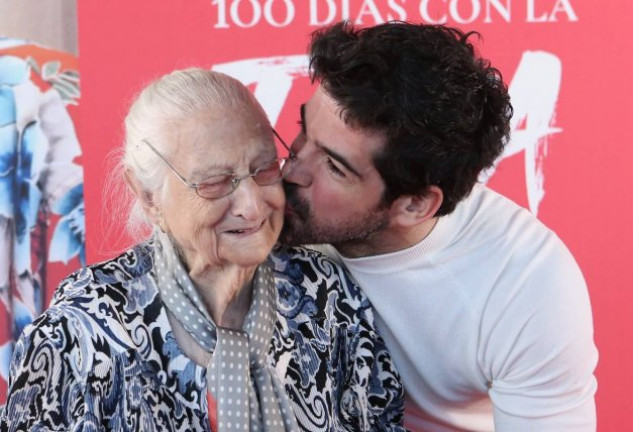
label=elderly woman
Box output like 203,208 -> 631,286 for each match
0,69 -> 404,431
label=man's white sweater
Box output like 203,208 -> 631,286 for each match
317,184 -> 597,431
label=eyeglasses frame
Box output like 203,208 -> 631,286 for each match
141,128 -> 296,199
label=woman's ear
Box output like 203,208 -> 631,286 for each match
389,186 -> 443,228
124,169 -> 162,225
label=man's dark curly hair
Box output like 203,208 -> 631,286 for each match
309,21 -> 513,216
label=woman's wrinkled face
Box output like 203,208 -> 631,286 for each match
154,107 -> 285,272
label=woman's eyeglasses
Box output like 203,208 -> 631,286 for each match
140,129 -> 296,200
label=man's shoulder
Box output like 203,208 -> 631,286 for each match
462,184 -> 567,248
463,183 -> 532,218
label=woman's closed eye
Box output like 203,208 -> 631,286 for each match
197,175 -> 232,193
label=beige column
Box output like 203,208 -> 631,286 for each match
0,0 -> 77,54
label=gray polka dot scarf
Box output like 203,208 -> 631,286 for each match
153,236 -> 299,431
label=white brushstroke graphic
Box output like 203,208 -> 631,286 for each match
480,51 -> 562,214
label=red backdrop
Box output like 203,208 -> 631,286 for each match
75,1 -> 632,429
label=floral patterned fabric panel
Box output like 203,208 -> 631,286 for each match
0,38 -> 85,403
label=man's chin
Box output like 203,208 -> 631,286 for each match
279,219 -> 319,247
278,224 -> 303,247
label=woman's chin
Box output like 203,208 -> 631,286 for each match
218,239 -> 275,267
228,252 -> 271,268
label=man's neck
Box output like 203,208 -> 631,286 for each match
335,217 -> 439,258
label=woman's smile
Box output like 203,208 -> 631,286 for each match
223,219 -> 266,236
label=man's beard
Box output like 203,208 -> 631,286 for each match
280,185 -> 390,252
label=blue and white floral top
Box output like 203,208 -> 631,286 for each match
0,242 -> 405,431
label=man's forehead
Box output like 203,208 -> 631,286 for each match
306,86 -> 387,140
304,89 -> 387,179
306,86 -> 344,119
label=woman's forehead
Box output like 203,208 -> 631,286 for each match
179,108 -> 269,143
168,113 -> 275,176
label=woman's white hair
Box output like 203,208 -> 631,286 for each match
109,68 -> 269,245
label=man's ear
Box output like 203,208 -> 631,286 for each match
389,186 -> 443,228
124,169 -> 162,225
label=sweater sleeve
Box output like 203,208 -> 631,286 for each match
482,241 -> 598,431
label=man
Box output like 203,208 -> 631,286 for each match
279,21 -> 597,431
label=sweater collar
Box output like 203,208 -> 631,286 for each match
334,185 -> 480,274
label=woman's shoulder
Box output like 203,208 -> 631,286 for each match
270,245 -> 371,324
52,241 -> 155,304
22,241 -> 161,358
270,245 -> 358,292
269,247 -> 405,430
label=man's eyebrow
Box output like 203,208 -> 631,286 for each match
317,142 -> 362,178
303,101 -> 362,178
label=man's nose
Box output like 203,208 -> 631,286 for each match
283,135 -> 312,187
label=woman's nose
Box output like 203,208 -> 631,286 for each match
230,177 -> 262,221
